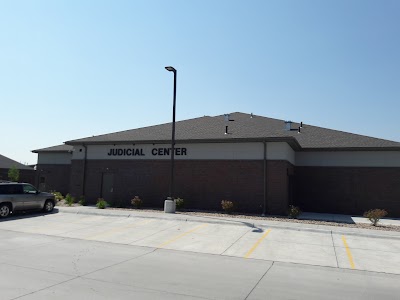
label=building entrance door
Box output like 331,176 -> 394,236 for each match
101,173 -> 114,202
39,176 -> 46,192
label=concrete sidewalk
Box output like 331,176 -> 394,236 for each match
55,206 -> 400,239
299,212 -> 400,226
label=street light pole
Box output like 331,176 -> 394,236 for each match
164,66 -> 177,213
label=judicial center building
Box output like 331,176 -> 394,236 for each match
32,112 -> 400,217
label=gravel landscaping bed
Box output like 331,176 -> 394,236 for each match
56,200 -> 81,207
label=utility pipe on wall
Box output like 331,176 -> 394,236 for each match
262,141 -> 267,216
82,144 -> 87,198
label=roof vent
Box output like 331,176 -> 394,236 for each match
300,122 -> 303,128
250,113 -> 253,118
284,121 -> 292,131
224,114 -> 235,122
225,126 -> 228,135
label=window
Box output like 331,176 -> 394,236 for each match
0,185 -> 18,194
23,184 -> 37,194
0,186 -> 7,194
5,185 -> 23,194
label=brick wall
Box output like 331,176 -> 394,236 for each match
295,167 -> 400,217
54,159 -> 400,217
72,159 -> 292,214
0,168 -> 35,184
70,160 -> 85,197
36,164 -> 71,195
267,161 -> 294,215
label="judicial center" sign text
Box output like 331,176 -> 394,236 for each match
107,147 -> 188,157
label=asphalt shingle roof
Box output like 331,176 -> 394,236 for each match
32,144 -> 74,153
0,154 -> 33,170
64,112 -> 400,150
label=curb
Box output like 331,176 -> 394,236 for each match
56,207 -> 252,226
55,207 -> 400,240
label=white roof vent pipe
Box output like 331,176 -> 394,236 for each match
284,120 -> 292,131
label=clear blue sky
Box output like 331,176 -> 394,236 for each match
1,0 -> 399,164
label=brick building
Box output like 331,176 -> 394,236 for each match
33,112 -> 400,216
0,154 -> 35,184
32,144 -> 73,195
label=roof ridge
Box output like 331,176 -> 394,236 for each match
219,112 -> 297,123
65,115 -> 214,144
62,111 -> 400,148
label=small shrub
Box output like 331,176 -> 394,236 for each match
65,194 -> 75,206
51,191 -> 64,201
131,196 -> 143,209
288,205 -> 302,219
363,209 -> 388,226
8,166 -> 20,182
78,196 -> 86,206
221,200 -> 234,214
175,197 -> 185,210
96,198 -> 108,209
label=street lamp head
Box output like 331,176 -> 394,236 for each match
165,66 -> 176,72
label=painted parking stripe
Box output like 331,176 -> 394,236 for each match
85,219 -> 154,240
157,224 -> 208,248
341,235 -> 355,269
244,229 -> 271,258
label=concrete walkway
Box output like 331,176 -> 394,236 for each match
299,212 -> 400,226
56,206 -> 400,239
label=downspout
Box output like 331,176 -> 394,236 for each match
82,144 -> 87,197
262,140 -> 267,216
36,167 -> 40,190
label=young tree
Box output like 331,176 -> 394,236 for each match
8,166 -> 20,182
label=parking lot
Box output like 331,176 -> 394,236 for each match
1,210 -> 400,275
1,210 -> 400,299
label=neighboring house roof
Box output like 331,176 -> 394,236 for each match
0,154 -> 34,170
32,144 -> 74,153
64,112 -> 400,150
